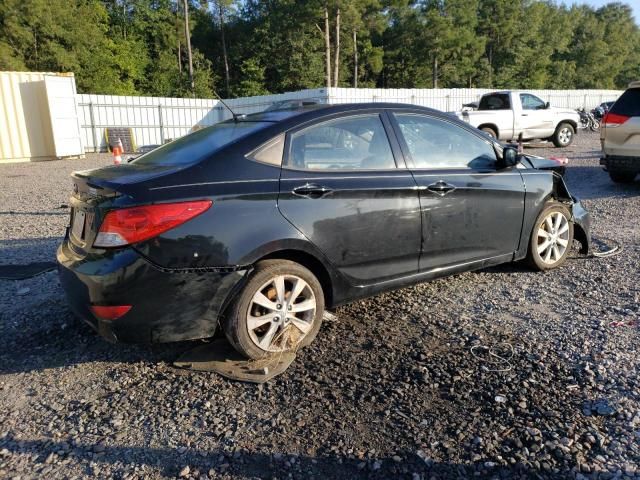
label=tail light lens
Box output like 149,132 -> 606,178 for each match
602,112 -> 630,128
94,200 -> 212,247
91,305 -> 132,320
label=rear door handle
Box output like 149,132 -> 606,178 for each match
292,183 -> 333,198
427,181 -> 455,196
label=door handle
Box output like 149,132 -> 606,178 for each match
292,183 -> 333,198
521,113 -> 529,116
427,181 -> 455,196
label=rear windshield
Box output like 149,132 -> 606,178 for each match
610,88 -> 640,117
132,121 -> 271,166
478,94 -> 511,110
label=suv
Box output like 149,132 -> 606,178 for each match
600,81 -> 640,183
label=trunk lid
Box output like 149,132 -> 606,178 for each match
67,164 -> 182,254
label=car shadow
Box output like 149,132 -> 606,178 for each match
563,165 -> 640,200
0,433 -> 569,479
0,237 -> 64,266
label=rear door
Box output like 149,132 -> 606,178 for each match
389,112 -> 526,271
516,93 -> 555,139
278,111 -> 422,285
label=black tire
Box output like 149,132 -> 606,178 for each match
480,126 -> 497,139
222,259 -> 324,360
526,202 -> 574,271
552,122 -> 575,147
609,170 -> 636,183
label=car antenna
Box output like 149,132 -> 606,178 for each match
213,90 -> 243,123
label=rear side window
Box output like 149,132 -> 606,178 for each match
247,134 -> 285,166
478,94 -> 511,110
394,114 -> 496,169
286,114 -> 396,170
610,88 -> 640,117
132,121 -> 271,166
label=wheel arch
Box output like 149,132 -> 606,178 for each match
258,249 -> 337,308
558,119 -> 578,132
478,123 -> 499,137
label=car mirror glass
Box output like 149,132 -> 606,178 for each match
502,146 -> 519,168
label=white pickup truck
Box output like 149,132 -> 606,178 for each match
455,91 -> 581,147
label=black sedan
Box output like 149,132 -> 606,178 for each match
58,103 -> 591,359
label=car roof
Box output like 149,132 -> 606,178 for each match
482,90 -> 543,96
628,80 -> 640,89
238,102 -> 441,124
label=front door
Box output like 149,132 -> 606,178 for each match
278,112 -> 422,285
389,112 -> 526,271
517,93 -> 555,139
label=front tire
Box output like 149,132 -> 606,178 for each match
552,123 -> 575,147
223,260 -> 324,360
526,202 -> 574,271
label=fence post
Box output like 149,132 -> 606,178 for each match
158,104 -> 165,144
446,95 -> 450,111
89,102 -> 98,153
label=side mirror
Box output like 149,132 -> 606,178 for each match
545,101 -> 551,109
501,146 -> 519,168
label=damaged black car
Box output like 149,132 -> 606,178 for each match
58,103 -> 590,359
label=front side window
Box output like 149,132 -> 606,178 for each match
286,114 -> 396,170
394,114 -> 496,169
520,94 -> 546,110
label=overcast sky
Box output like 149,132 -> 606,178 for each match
576,0 -> 640,24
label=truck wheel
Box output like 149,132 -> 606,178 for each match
480,127 -> 497,139
552,123 -> 575,147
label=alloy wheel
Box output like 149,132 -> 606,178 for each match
246,274 -> 316,352
537,211 -> 570,264
558,127 -> 573,145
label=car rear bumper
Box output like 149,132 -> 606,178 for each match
57,238 -> 248,343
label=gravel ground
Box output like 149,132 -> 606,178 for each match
1,132 -> 639,480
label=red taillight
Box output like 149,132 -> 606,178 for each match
602,112 -> 630,127
91,305 -> 132,320
94,200 -> 212,247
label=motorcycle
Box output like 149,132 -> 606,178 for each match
592,102 -> 613,121
576,107 -> 600,132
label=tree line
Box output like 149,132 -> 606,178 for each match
1,0 -> 638,99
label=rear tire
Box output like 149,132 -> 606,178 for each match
552,123 -> 575,147
222,260 -> 324,360
527,202 -> 574,271
609,170 -> 636,183
480,127 -> 497,139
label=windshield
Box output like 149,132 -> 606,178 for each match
132,121 -> 271,166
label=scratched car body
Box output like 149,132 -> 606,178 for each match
58,103 -> 591,360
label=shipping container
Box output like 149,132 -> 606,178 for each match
0,71 -> 84,163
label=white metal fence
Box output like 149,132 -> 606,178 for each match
77,89 -> 328,152
78,87 -> 623,153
